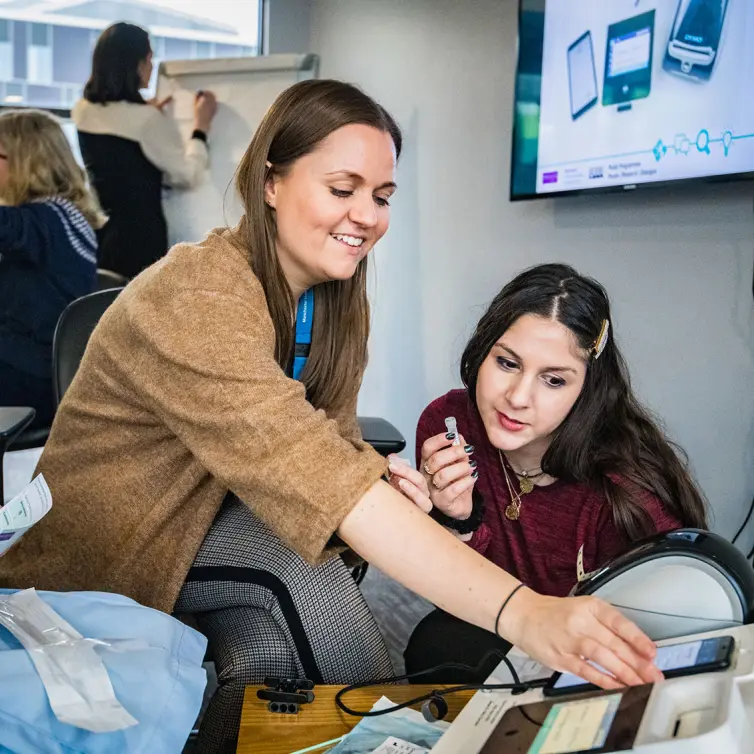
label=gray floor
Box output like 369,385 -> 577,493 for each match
359,564 -> 434,674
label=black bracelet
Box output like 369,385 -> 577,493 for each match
495,583 -> 526,640
430,488 -> 485,535
191,129 -> 208,143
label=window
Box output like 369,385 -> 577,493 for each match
27,24 -> 52,84
0,20 -> 11,84
196,41 -> 213,58
1,1 -> 261,111
31,23 -> 50,47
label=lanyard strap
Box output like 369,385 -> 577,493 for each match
292,288 -> 314,381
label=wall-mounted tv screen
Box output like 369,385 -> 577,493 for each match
510,0 -> 754,200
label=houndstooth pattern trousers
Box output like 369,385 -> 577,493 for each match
175,495 -> 394,754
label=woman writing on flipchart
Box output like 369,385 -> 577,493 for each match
73,22 -> 217,279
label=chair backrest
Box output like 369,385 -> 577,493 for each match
96,268 -> 129,291
52,288 -> 123,405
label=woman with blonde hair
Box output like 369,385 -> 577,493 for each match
0,109 -> 106,429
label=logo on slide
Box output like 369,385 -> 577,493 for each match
542,171 -> 559,185
589,166 -> 604,179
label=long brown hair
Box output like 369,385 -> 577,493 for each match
233,79 -> 402,412
0,109 -> 106,229
460,263 -> 708,541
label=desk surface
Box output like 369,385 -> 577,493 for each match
236,684 -> 475,754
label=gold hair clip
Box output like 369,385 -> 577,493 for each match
592,319 -> 610,359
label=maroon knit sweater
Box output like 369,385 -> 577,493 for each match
416,389 -> 682,597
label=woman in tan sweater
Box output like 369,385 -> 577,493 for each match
0,80 -> 661,752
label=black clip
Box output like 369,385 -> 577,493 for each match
267,700 -> 299,714
264,676 -> 315,692
258,677 -> 316,713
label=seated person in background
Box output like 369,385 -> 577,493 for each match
0,109 -> 105,430
394,263 -> 708,682
73,22 -> 217,279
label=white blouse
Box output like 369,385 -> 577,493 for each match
71,99 -> 209,188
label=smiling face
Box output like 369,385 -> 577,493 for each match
264,123 -> 397,297
475,313 -> 588,466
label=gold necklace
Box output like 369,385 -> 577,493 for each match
499,450 -> 523,521
517,470 -> 542,494
500,450 -> 545,493
499,450 -> 544,519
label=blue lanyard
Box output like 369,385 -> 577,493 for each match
292,288 -> 314,381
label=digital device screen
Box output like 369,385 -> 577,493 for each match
567,32 -> 598,119
480,686 -> 652,754
607,27 -> 652,78
510,0 -> 753,199
554,637 -> 722,689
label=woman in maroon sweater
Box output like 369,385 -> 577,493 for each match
394,263 -> 708,681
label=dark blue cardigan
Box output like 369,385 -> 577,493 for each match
0,197 -> 97,379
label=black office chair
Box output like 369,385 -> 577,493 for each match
8,279 -> 126,451
0,288 -> 124,497
51,287 -> 123,405
96,268 -> 129,291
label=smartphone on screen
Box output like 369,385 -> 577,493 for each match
567,31 -> 598,120
543,635 -> 734,697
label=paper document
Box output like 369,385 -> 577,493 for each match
0,474 -> 52,555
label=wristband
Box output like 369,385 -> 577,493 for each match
430,488 -> 484,535
495,582 -> 525,640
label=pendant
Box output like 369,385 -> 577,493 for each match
519,477 -> 534,494
505,503 -> 520,521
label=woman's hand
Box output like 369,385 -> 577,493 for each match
386,455 -> 432,513
194,90 -> 218,132
501,588 -> 663,689
420,432 -> 477,521
148,95 -> 173,112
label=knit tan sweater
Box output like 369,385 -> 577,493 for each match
0,228 -> 387,612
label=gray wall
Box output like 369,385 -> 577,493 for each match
308,0 -> 754,542
264,0 -> 312,54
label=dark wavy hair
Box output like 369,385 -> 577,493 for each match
84,23 -> 151,105
460,263 -> 708,540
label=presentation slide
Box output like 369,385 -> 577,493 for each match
535,0 -> 754,194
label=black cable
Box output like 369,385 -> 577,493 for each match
732,498 -> 754,546
517,704 -> 547,728
739,197 -> 754,552
334,648 -> 548,718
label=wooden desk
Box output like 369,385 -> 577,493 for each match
236,684 -> 475,754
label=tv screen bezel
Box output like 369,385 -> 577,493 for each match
509,0 -> 754,202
